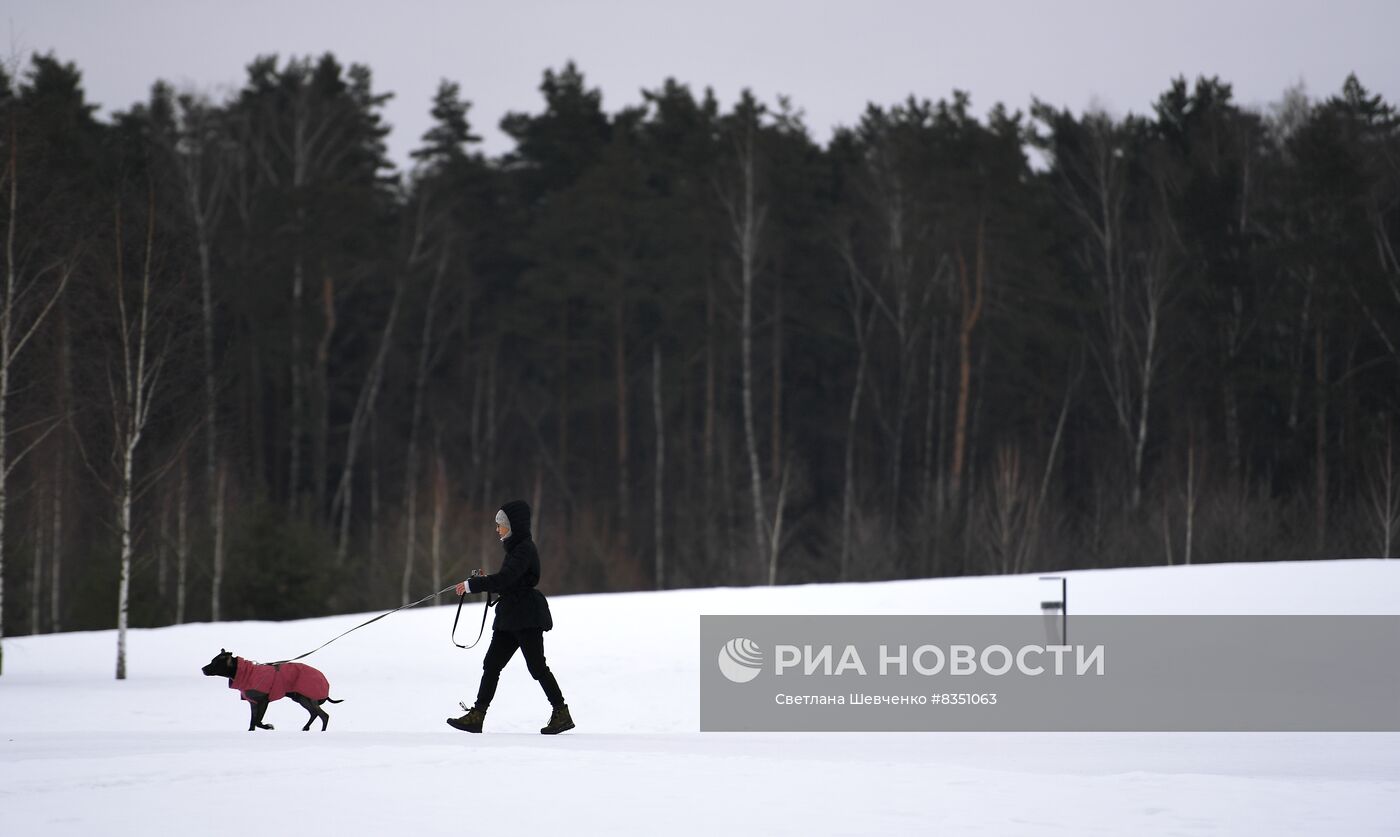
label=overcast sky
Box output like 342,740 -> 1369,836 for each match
7,0 -> 1398,170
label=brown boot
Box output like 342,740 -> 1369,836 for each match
540,703 -> 574,735
447,703 -> 487,733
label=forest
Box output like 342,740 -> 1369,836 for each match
1,52 -> 1397,665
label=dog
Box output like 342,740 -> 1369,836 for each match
201,649 -> 343,731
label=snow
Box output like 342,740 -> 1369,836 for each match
3,559 -> 1399,836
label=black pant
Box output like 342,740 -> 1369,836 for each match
475,628 -> 565,709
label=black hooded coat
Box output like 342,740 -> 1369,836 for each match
468,499 -> 554,631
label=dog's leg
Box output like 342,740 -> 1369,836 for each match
289,694 -> 325,732
247,691 -> 274,731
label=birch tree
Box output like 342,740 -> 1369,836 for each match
400,246 -> 446,602
849,104 -> 941,513
950,219 -> 986,504
112,185 -> 170,680
242,56 -> 387,516
0,112 -> 72,674
652,343 -> 665,589
1034,106 -> 1174,510
397,80 -> 476,602
328,271 -> 407,566
159,89 -> 231,621
717,93 -> 771,577
1367,422 -> 1399,557
28,484 -> 43,634
430,435 -> 447,603
836,232 -> 881,581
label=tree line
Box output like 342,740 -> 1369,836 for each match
1,52 -> 1397,674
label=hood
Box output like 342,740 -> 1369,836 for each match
499,499 -> 532,540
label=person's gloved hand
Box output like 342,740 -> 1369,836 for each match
455,569 -> 486,596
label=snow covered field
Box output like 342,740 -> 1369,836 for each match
3,560 -> 1399,836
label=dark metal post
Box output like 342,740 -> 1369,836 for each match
1039,575 -> 1067,645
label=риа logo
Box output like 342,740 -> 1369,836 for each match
718,638 -> 764,683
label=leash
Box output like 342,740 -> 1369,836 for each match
266,584 -> 487,665
451,590 -> 497,649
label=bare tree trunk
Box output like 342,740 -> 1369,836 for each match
1374,219 -> 1400,538
1162,491 -> 1174,566
51,446 -> 63,633
1287,275 -> 1314,432
289,247 -> 305,513
951,220 -> 986,504
273,73 -> 358,516
1184,428 -> 1198,565
1222,380 -> 1241,486
966,348 -> 991,526
116,187 -> 167,680
468,350 -> 497,570
1092,241 -> 1168,514
1,125 -> 71,673
703,271 -> 717,566
1387,441 -> 1396,559
179,454 -> 191,624
1,124 -> 17,673
767,460 -> 790,586
723,122 -> 770,576
935,342 -> 950,516
718,393 -> 737,580
249,342 -> 265,490
1369,422 -> 1397,557
531,464 -> 544,547
652,343 -> 665,589
838,238 -> 878,582
1131,262 -> 1163,512
214,463 -> 226,619
921,319 -> 941,514
30,483 -> 43,635
481,348 -> 497,567
199,233 -> 222,513
1035,357 -> 1079,521
188,143 -> 226,628
168,96 -> 229,618
468,356 -> 483,504
337,476 -> 355,570
885,263 -> 912,519
1315,327 -> 1327,554
401,251 -> 446,604
250,60 -> 363,516
986,446 -> 1027,575
431,438 -> 446,604
614,295 -> 630,569
1220,277 -> 1249,488
1059,114 -> 1169,512
741,267 -> 766,580
370,412 -> 381,558
116,438 -> 135,680
51,307 -> 70,633
557,300 -> 570,519
331,275 -> 408,565
854,139 -> 932,523
157,486 -> 170,608
770,279 -> 783,479
313,276 -> 335,519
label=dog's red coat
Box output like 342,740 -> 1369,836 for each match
230,657 -> 331,703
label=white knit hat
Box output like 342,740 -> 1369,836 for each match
495,509 -> 510,529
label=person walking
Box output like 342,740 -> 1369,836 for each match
447,499 -> 575,735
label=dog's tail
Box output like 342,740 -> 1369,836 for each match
326,697 -> 345,704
